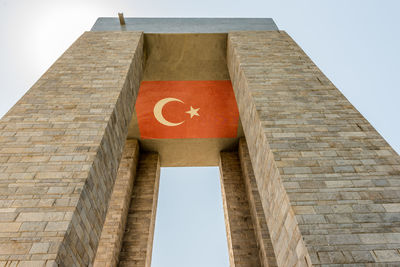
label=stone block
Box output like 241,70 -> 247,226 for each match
228,30 -> 400,265
119,153 -> 160,266
220,151 -> 264,266
93,139 -> 139,267
0,31 -> 144,265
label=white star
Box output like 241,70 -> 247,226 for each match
185,106 -> 200,118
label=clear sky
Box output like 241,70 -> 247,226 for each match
0,1 -> 399,266
153,167 -> 228,267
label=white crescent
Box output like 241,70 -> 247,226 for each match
153,98 -> 185,127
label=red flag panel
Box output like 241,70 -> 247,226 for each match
135,81 -> 239,139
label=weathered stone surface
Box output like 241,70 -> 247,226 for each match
93,139 -> 139,267
119,152 -> 160,267
0,31 -> 143,266
239,138 -> 278,267
228,30 -> 400,266
220,152 -> 262,267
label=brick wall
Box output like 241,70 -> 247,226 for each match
0,31 -> 143,266
220,152 -> 261,266
239,138 -> 278,267
119,152 -> 160,267
93,139 -> 139,267
228,30 -> 400,265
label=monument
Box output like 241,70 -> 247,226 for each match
0,17 -> 399,266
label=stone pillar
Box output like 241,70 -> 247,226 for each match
219,152 -> 261,266
119,152 -> 160,267
228,31 -> 400,265
239,138 -> 278,267
0,31 -> 143,266
93,139 -> 139,267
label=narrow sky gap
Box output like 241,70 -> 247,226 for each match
151,167 -> 229,267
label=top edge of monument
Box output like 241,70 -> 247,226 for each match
91,17 -> 278,33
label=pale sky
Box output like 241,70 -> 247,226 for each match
0,1 -> 399,266
153,167 -> 228,266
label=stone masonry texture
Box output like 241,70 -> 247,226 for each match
239,138 -> 278,267
119,152 -> 160,267
0,31 -> 143,266
228,31 -> 400,266
220,152 -> 262,266
93,139 -> 139,267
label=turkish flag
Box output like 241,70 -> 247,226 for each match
135,80 -> 239,139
